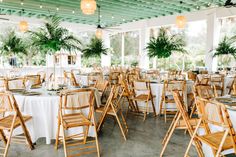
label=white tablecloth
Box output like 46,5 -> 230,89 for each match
13,88 -> 101,144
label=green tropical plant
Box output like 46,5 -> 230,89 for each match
29,15 -> 82,55
0,30 -> 27,56
146,27 -> 186,59
213,36 -> 236,59
82,36 -> 107,58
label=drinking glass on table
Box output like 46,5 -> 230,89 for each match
25,80 -> 32,91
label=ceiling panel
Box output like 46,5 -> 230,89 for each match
0,0 -> 225,27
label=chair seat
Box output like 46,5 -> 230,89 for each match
198,132 -> 234,151
62,113 -> 91,129
0,115 -> 32,130
133,94 -> 150,101
214,85 -> 223,90
165,96 -> 175,103
176,118 -> 199,129
96,106 -> 117,115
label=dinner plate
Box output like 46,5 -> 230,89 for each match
23,91 -> 42,96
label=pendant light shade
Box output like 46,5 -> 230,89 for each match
176,16 -> 186,29
19,20 -> 28,32
81,0 -> 97,15
96,27 -> 102,39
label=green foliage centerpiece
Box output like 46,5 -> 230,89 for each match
0,30 -> 27,67
82,36 -> 107,67
146,28 -> 186,69
213,36 -> 236,59
29,15 -> 82,81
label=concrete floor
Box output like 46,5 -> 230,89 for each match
6,114 -> 200,157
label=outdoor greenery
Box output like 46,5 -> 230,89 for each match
146,27 -> 186,59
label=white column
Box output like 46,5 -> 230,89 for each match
46,54 -> 54,67
101,32 -> 111,67
139,27 -> 150,69
206,11 -> 220,72
121,33 -> 125,66
76,52 -> 81,68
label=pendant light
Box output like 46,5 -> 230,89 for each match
81,0 -> 97,15
176,16 -> 186,29
95,5 -> 102,39
19,9 -> 28,32
96,25 -> 102,39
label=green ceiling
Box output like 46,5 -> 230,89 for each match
0,0 -> 225,27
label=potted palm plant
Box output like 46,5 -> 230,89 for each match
29,15 -> 82,79
213,36 -> 236,59
0,30 -> 27,67
82,36 -> 107,67
146,27 -> 186,69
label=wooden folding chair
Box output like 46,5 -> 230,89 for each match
25,75 -> 41,88
55,88 -> 100,157
37,71 -> 46,83
118,77 -> 137,113
159,80 -> 186,122
0,92 -> 34,157
189,84 -> 216,118
94,79 -> 109,102
5,78 -> 25,91
109,71 -> 120,85
126,72 -> 139,84
160,90 -> 204,157
96,85 -> 128,140
187,71 -> 197,82
226,76 -> 236,95
88,72 -> 103,87
185,98 -> 236,157
210,74 -> 224,96
145,70 -> 160,80
196,74 -> 210,85
132,80 -> 157,121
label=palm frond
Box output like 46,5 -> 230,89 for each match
214,36 -> 236,59
29,15 -> 82,54
82,37 -> 107,58
146,27 -> 186,59
0,30 -> 27,56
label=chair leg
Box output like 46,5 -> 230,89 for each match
164,103 -> 167,123
159,98 -> 163,116
162,112 -> 180,145
55,118 -> 60,149
120,111 -> 128,135
151,98 -> 157,117
91,112 -> 100,157
4,115 -> 17,157
0,130 -> 7,146
184,119 -> 202,157
19,118 -> 34,150
160,113 -> 181,157
143,102 -> 149,121
216,129 -> 229,157
83,126 -> 90,144
115,112 -> 127,141
61,128 -> 68,157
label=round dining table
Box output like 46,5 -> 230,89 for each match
12,87 -> 101,144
